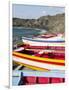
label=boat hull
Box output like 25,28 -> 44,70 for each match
13,51 -> 65,71
13,56 -> 65,71
22,38 -> 65,47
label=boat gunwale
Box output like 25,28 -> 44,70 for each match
22,37 -> 65,43
13,51 -> 64,64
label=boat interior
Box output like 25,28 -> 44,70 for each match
16,48 -> 65,60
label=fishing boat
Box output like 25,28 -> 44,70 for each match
13,47 -> 65,71
22,34 -> 65,46
12,70 -> 65,85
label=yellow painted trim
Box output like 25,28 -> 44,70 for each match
13,61 -> 49,71
13,51 -> 64,63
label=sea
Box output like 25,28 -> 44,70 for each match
13,27 -> 47,45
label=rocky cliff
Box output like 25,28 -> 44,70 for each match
13,13 -> 65,33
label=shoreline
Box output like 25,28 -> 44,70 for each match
13,26 -> 47,31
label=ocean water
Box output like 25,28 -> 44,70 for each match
13,27 -> 47,45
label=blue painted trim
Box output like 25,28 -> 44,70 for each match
22,37 -> 65,43
13,70 -> 65,78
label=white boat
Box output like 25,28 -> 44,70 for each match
22,36 -> 65,46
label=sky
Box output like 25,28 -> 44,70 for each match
12,4 -> 65,19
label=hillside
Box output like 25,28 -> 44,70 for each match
13,13 -> 65,33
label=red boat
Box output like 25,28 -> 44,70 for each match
18,76 -> 65,85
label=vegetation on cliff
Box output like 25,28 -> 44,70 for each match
13,13 -> 65,33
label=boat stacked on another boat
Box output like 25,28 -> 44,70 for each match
13,47 -> 65,71
13,33 -> 65,71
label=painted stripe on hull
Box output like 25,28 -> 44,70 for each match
13,56 -> 65,71
13,70 -> 65,78
24,45 -> 65,50
13,54 -> 65,66
22,37 -> 65,42
23,39 -> 65,46
13,52 -> 64,64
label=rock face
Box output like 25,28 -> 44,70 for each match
13,13 -> 65,33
